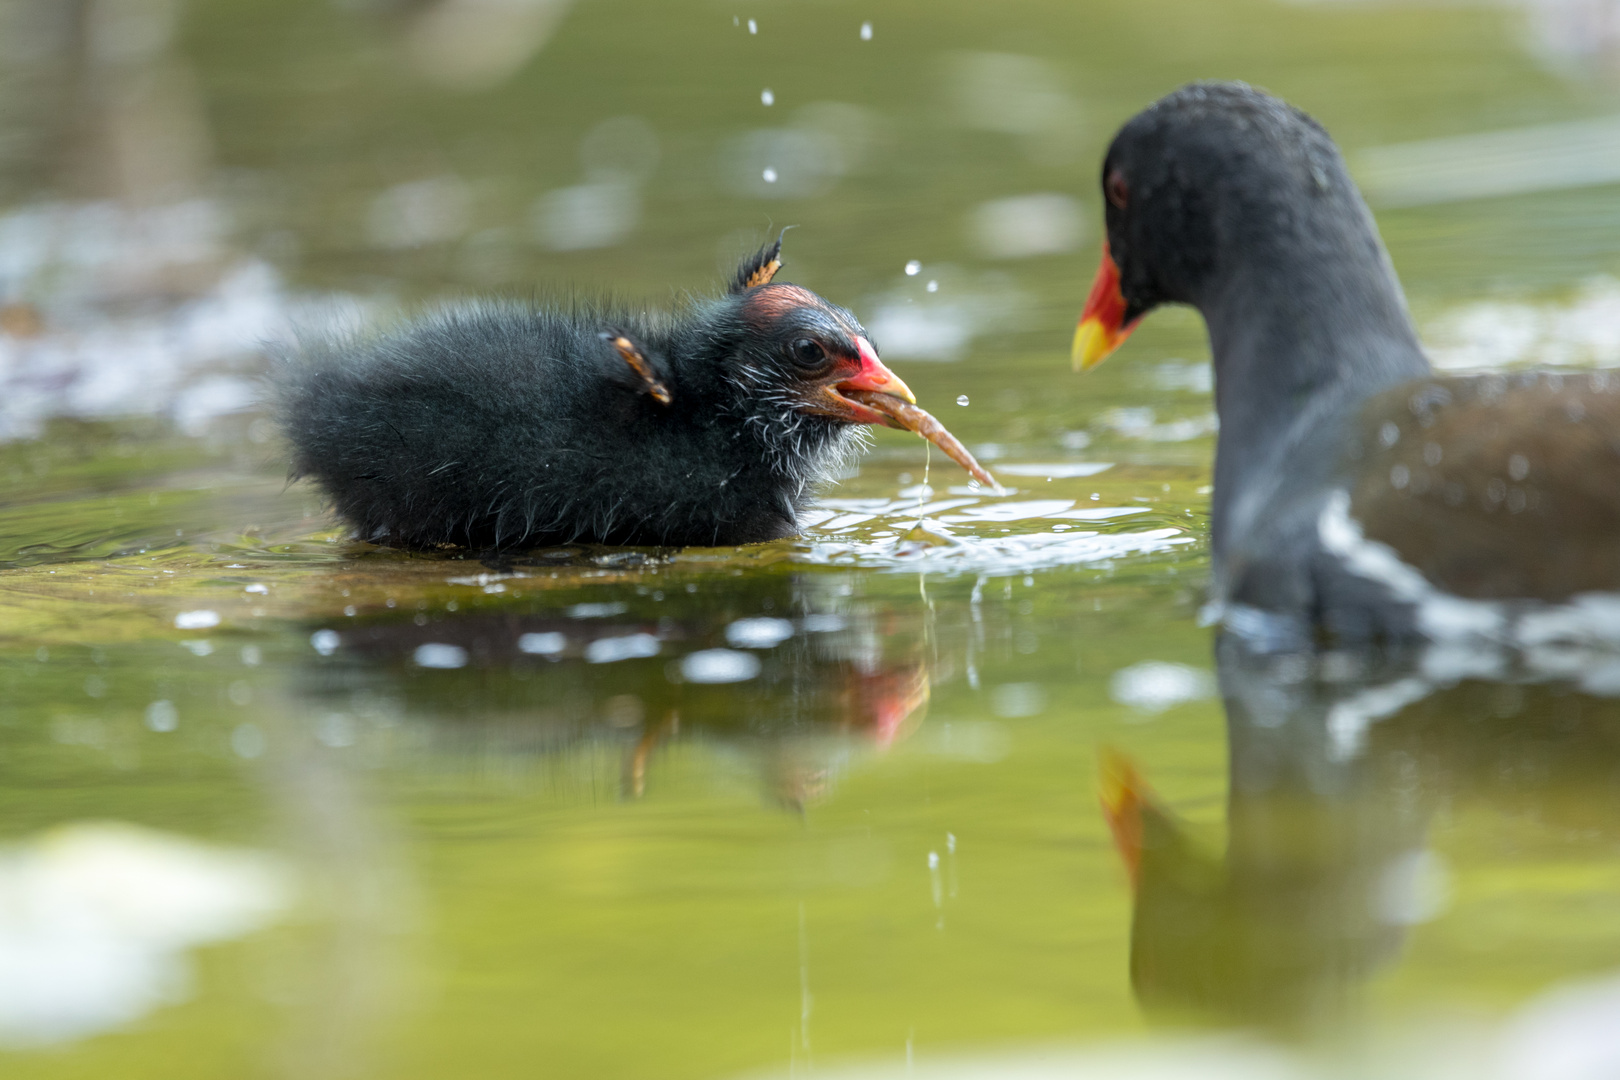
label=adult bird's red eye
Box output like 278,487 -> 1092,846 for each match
1106,169 -> 1130,210
790,338 -> 826,367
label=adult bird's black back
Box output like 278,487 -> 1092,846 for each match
1073,82 -> 1620,646
274,238 -> 916,550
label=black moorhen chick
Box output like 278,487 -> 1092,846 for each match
1074,82 -> 1620,645
274,240 -> 916,548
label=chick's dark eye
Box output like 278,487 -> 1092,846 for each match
789,338 -> 826,367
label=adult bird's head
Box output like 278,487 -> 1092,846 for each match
702,237 -> 914,437
1072,82 -> 1374,371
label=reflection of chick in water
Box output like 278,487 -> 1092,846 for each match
1102,634 -> 1620,1030
759,663 -> 931,812
628,661 -> 930,806
312,575 -> 932,809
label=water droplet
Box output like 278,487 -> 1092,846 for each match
762,167 -> 778,183
956,395 -> 969,406
760,88 -> 774,106
747,17 -> 757,33
145,700 -> 178,732
232,722 -> 265,759
904,259 -> 921,275
926,279 -> 938,292
860,21 -> 872,40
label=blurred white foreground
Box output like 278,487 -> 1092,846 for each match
0,821 -> 290,1046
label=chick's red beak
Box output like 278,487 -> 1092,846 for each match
826,336 -> 916,426
1073,243 -> 1142,372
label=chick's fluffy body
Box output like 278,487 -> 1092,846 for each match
274,294 -> 867,549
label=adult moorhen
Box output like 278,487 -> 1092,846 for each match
1074,82 -> 1620,646
275,239 -> 977,549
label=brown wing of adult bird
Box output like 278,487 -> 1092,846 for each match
1347,375 -> 1620,601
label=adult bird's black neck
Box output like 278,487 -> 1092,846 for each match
1196,197 -> 1431,557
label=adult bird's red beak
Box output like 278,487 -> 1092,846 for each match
1099,747 -> 1150,891
1073,243 -> 1142,372
828,336 -> 916,425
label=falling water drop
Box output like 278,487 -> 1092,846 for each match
762,167 -> 778,183
904,259 -> 921,275
860,21 -> 873,40
956,395 -> 969,406
928,850 -> 942,914
761,88 -> 774,106
926,279 -> 938,292
747,18 -> 757,33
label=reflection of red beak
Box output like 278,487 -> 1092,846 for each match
1099,747 -> 1149,891
849,663 -> 930,748
1072,243 -> 1141,372
826,336 -> 917,426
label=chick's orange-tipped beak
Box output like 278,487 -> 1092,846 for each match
1073,243 -> 1141,372
828,336 -> 916,425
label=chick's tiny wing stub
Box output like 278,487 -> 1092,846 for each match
600,331 -> 673,405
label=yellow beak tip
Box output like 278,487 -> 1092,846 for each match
1071,319 -> 1113,373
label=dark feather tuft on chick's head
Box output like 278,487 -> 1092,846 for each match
729,232 -> 788,294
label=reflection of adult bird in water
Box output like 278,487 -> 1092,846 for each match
1073,83 -> 1620,645
1101,635 -> 1620,1029
274,239 -> 918,549
1099,700 -> 1416,1027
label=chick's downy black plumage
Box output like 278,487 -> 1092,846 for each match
274,240 -> 915,549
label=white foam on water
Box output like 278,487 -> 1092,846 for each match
412,643 -> 469,669
1424,278 -> 1620,371
725,617 -> 795,649
803,525 -> 1191,577
680,649 -> 762,683
1110,661 -> 1217,715
584,634 -> 661,663
995,463 -> 1114,478
0,199 -> 377,444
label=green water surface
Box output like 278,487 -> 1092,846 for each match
4,1 -> 1620,1077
